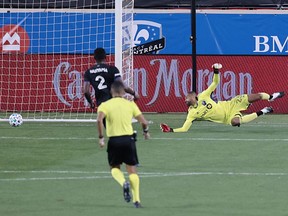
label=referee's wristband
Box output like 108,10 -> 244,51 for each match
143,127 -> 149,133
99,135 -> 104,139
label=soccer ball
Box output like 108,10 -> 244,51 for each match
9,113 -> 23,127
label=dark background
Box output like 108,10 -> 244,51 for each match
0,0 -> 287,9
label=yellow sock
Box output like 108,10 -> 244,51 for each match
240,113 -> 258,124
129,173 -> 140,203
260,92 -> 270,100
111,168 -> 126,187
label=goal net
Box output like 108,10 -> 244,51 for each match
0,0 -> 134,122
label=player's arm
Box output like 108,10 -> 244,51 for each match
132,102 -> 150,139
124,86 -> 139,100
83,71 -> 95,109
135,114 -> 150,139
114,77 -> 139,99
96,110 -> 106,147
173,119 -> 193,132
160,119 -> 194,133
201,63 -> 222,97
114,67 -> 139,100
160,112 -> 195,133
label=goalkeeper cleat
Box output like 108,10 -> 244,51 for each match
123,181 -> 131,203
261,106 -> 273,115
134,201 -> 142,208
269,91 -> 285,102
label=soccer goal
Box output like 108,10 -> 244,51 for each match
0,0 -> 134,122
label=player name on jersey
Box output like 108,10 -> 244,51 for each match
89,68 -> 108,73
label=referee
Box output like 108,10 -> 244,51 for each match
97,80 -> 150,208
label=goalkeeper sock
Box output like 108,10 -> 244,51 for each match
129,173 -> 140,203
259,93 -> 270,100
111,168 -> 126,187
240,113 -> 258,124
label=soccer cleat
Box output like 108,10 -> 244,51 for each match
123,181 -> 131,203
269,91 -> 285,102
261,106 -> 273,115
134,201 -> 142,208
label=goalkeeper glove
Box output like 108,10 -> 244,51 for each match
212,63 -> 222,74
160,123 -> 174,132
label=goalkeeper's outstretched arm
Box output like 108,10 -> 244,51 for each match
160,119 -> 193,133
201,63 -> 222,97
173,120 -> 193,132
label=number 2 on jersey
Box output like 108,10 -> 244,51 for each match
95,75 -> 107,90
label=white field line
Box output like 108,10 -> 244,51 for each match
1,136 -> 288,142
1,171 -> 288,182
0,170 -> 111,174
152,137 -> 288,141
0,136 -> 94,140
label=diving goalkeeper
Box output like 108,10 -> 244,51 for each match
160,63 -> 285,132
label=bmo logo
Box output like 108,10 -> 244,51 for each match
253,35 -> 288,53
0,24 -> 30,53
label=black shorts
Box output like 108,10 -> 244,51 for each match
107,135 -> 139,166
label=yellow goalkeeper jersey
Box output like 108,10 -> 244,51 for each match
173,73 -> 249,132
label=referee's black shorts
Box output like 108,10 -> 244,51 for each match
107,135 -> 139,166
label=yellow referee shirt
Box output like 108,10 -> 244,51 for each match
97,97 -> 142,137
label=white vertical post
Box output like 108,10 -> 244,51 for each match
115,0 -> 122,75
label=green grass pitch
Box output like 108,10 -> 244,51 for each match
1,114 -> 288,216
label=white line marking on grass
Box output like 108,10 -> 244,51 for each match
0,170 -> 110,174
0,136 -> 96,140
1,171 -> 288,181
0,176 -> 112,181
1,136 -> 288,142
152,138 -> 288,142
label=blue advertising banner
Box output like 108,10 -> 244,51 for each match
0,11 -> 287,55
134,13 -> 288,55
197,13 -> 288,55
0,12 -> 115,54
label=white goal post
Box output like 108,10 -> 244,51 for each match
0,0 -> 134,122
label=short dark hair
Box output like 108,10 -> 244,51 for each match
188,91 -> 197,95
94,48 -> 106,61
111,80 -> 125,94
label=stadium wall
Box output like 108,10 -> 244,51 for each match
1,55 -> 287,113
1,10 -> 287,113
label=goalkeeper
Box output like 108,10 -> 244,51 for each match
160,63 -> 285,133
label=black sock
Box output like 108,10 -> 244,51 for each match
269,95 -> 273,100
256,111 -> 263,116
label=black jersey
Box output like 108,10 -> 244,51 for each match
84,63 -> 121,106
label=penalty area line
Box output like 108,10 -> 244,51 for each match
1,136 -> 288,142
152,137 -> 288,142
1,171 -> 288,182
